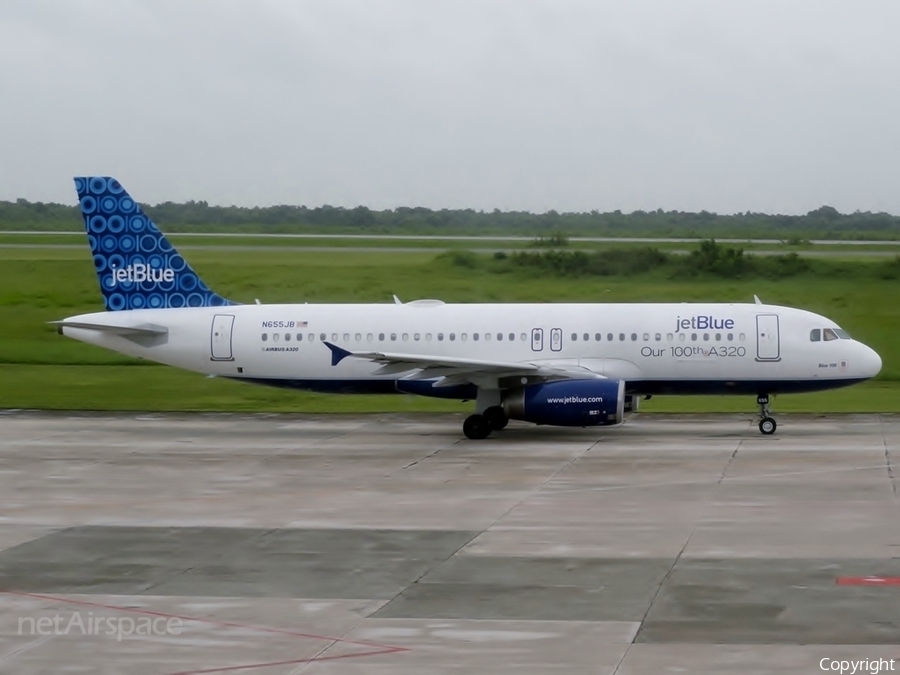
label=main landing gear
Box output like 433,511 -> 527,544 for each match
757,394 -> 777,435
463,406 -> 508,440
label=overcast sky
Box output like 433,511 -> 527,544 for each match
1,1 -> 899,214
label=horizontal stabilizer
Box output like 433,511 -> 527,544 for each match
51,320 -> 168,337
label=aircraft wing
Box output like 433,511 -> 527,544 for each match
323,342 -> 603,386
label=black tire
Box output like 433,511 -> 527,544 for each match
759,417 -> 777,435
463,414 -> 491,440
482,406 -> 508,431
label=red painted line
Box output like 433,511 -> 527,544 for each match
836,576 -> 900,586
0,589 -> 410,675
164,647 -> 406,675
0,589 -> 408,651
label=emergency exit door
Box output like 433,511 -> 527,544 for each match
756,314 -> 780,361
211,314 -> 235,361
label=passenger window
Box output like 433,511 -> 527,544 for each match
262,333 -> 268,342
643,333 -> 649,341
414,333 -> 420,341
595,333 -> 602,341
739,333 -> 746,341
655,333 -> 661,341
390,333 -> 397,341
473,333 -> 479,341
343,333 -> 350,342
285,333 -> 291,342
521,333 -> 527,341
297,333 -> 303,341
378,333 -> 385,341
810,329 -> 821,342
366,333 -> 373,342
714,333 -> 720,342
631,333 -> 637,341
703,333 -> 709,341
619,333 -> 625,341
484,333 -> 490,341
571,333 -> 577,341
438,333 -> 444,341
402,333 -> 409,341
426,333 -> 432,340
309,334 -> 315,342
273,333 -> 280,342
690,333 -> 697,342
511,333 -> 517,341
823,328 -> 839,341
679,333 -> 686,342
497,333 -> 503,341
355,333 -> 361,341
667,333 -> 673,341
331,333 -> 338,341
727,333 -> 733,341
583,333 -> 589,341
461,333 -> 467,341
450,333 -> 456,341
607,333 -> 613,341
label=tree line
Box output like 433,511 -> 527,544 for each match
2,198 -> 899,239
442,240 -> 900,280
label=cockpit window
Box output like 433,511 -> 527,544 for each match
834,329 -> 851,339
810,329 -> 821,342
823,328 -> 839,341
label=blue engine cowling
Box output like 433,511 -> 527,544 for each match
503,379 -> 625,427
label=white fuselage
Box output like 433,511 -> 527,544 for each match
60,301 -> 882,397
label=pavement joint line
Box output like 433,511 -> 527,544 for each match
390,438 -> 459,475
375,437 -> 603,616
879,414 -> 899,502
550,463 -> 893,496
621,436 -> 743,671
137,527 -> 281,598
0,589 -> 410,674
461,436 -> 604,550
0,631 -> 55,663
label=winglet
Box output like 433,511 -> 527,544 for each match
323,341 -> 353,366
393,294 -> 403,305
754,294 -> 762,305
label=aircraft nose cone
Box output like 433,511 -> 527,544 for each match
859,344 -> 882,379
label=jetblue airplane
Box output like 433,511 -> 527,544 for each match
56,177 -> 882,438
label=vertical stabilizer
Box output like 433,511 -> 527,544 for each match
74,177 -> 232,311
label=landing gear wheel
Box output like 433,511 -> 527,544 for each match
759,417 -> 777,435
482,406 -> 508,431
463,414 -> 491,440
756,393 -> 776,435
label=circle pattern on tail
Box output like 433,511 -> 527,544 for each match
74,177 -> 229,311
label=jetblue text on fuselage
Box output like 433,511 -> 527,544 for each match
675,315 -> 735,332
108,264 -> 175,288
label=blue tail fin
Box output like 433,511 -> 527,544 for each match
74,177 -> 232,311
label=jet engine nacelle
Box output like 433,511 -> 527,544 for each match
503,379 -> 625,427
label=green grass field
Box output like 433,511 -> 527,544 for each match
1,243 -> 898,414
4,231 -> 900,255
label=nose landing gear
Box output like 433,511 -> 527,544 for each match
757,394 -> 777,435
